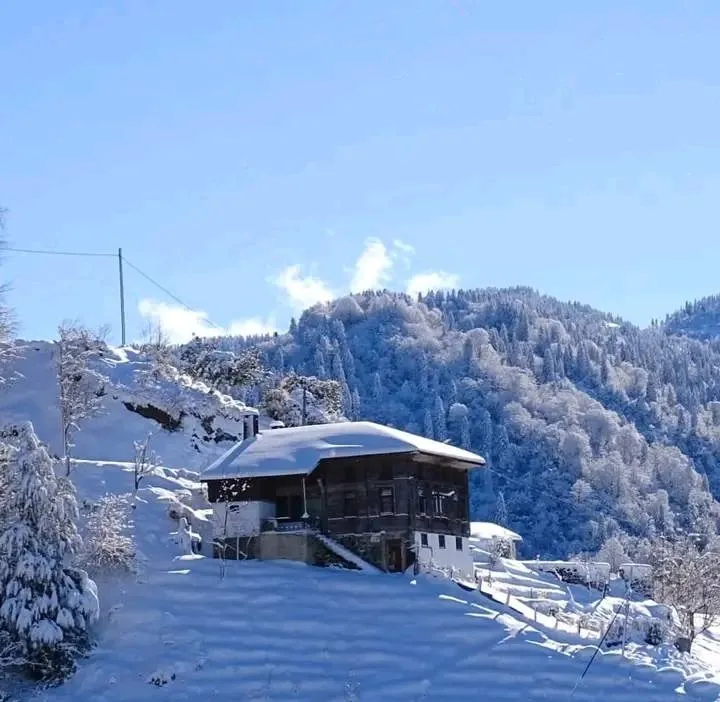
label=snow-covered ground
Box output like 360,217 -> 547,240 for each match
5,341 -> 720,699
14,460 -> 720,701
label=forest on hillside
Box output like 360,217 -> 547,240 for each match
192,288 -> 720,561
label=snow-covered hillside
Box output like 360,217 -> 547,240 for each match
10,460 -> 719,701
0,341 -> 256,470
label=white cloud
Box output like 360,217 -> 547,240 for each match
271,264 -> 334,312
406,271 -> 460,298
137,299 -> 276,344
392,239 -> 415,256
349,238 -> 393,293
392,239 -> 415,268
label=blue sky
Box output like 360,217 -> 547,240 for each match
2,1 -> 720,343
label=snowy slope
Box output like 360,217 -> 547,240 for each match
18,461 -> 720,702
0,341 -> 255,469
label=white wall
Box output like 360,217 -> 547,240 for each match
414,531 -> 473,579
212,500 -> 275,538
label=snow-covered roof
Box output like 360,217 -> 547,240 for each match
470,522 -> 522,542
201,421 -> 486,480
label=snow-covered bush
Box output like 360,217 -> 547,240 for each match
261,373 -> 343,426
80,494 -> 135,575
0,423 -> 99,682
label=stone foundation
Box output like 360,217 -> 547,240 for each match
212,533 -> 359,570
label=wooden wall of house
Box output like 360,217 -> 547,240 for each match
314,452 -> 471,539
203,451 -> 475,541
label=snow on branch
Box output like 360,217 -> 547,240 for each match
56,322 -> 106,476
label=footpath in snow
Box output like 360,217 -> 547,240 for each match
25,461 -> 720,702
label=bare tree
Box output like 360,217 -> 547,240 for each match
56,322 -> 105,475
651,535 -> 720,650
0,209 -> 16,382
133,433 -> 158,494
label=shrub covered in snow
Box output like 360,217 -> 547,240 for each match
79,495 -> 135,576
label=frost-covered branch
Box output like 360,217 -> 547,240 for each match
650,535 -> 720,648
133,433 -> 158,493
56,322 -> 106,475
262,373 -> 343,426
80,494 -> 135,574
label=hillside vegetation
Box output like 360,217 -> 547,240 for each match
198,288 -> 720,560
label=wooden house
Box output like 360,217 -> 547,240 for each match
200,421 -> 485,576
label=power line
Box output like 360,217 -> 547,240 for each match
3,246 -> 114,258
2,243 -> 224,335
120,255 -> 223,330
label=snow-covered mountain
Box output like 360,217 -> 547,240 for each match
0,340 -> 256,470
665,295 -> 720,340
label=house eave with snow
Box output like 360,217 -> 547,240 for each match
201,421 -> 485,576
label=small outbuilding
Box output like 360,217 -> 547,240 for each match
469,521 -> 523,560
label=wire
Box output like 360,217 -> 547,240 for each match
2,246 -> 114,257
569,589 -> 629,697
120,255 -> 224,330
2,243 -> 224,333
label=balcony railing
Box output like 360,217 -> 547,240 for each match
261,516 -> 320,533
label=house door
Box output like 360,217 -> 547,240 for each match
386,538 -> 404,573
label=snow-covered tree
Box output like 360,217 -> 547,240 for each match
56,323 -> 105,476
423,408 -> 434,439
495,491 -> 508,526
261,373 -> 343,426
80,495 -> 134,575
433,394 -> 447,442
133,433 -> 158,494
0,423 -> 99,681
651,535 -> 720,649
178,341 -> 265,395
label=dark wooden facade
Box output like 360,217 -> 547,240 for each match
204,450 -> 473,572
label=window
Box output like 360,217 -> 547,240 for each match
343,491 -> 358,516
276,495 -> 290,519
416,485 -> 427,515
438,534 -> 446,549
379,487 -> 395,514
420,533 -> 428,547
433,490 -> 445,516
457,492 -> 467,520
455,536 -> 463,551
252,414 -> 259,437
276,494 -> 302,520
378,464 -> 393,481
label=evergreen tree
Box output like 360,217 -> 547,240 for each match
351,388 -> 361,420
423,408 -> 434,439
495,491 -> 508,526
0,423 -> 98,681
476,409 -> 494,456
492,424 -> 509,464
542,347 -> 556,384
313,349 -> 327,379
433,394 -> 447,442
459,415 -> 471,450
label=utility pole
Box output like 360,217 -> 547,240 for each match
118,248 -> 126,346
301,385 -> 307,426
